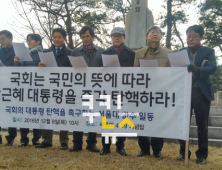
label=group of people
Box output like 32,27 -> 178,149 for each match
0,24 -> 217,165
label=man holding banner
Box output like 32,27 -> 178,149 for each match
100,27 -> 135,156
69,25 -> 104,153
134,26 -> 172,159
177,25 -> 217,164
0,30 -> 17,146
14,33 -> 43,147
36,28 -> 71,150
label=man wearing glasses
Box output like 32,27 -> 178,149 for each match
177,25 -> 217,164
0,30 -> 17,146
134,26 -> 172,159
100,27 -> 135,156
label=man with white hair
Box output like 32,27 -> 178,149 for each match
134,26 -> 172,159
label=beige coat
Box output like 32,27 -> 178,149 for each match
134,44 -> 173,67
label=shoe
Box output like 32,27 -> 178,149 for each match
137,150 -> 150,157
7,141 -> 15,146
60,143 -> 68,150
116,148 -> 127,156
69,145 -> 82,152
33,141 -> 40,146
35,142 -> 52,148
177,151 -> 191,161
0,135 -> 2,144
100,147 -> 111,155
154,151 -> 163,159
196,158 -> 206,164
86,145 -> 100,152
18,143 -> 27,147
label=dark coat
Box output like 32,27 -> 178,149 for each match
102,46 -> 135,67
44,44 -> 71,67
0,46 -> 15,66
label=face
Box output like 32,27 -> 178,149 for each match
26,36 -> 40,49
111,33 -> 125,46
0,34 -> 12,48
146,29 -> 162,43
186,30 -> 202,48
52,31 -> 66,47
81,30 -> 94,46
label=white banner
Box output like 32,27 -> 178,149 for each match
0,67 -> 191,140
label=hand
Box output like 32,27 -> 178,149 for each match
187,64 -> 199,73
38,62 -> 46,67
14,56 -> 20,65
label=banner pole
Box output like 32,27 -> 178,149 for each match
185,140 -> 189,166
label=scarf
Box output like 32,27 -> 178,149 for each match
113,43 -> 125,55
29,45 -> 43,53
85,45 -> 94,57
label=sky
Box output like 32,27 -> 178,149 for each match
0,0 -> 199,42
0,1 -> 15,30
0,0 -> 221,63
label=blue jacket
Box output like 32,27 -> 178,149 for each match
0,46 -> 15,66
44,44 -> 71,67
182,46 -> 217,101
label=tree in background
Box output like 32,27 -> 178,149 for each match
11,0 -> 222,55
198,0 -> 222,92
12,0 -> 55,47
102,0 -> 131,25
13,0 -> 126,49
199,0 -> 222,53
158,0 -> 196,50
212,64 -> 222,92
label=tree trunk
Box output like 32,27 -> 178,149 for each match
166,0 -> 172,49
218,45 -> 222,53
64,0 -> 74,49
173,20 -> 184,48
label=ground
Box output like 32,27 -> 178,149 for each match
0,131 -> 221,170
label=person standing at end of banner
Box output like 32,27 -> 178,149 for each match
134,26 -> 172,159
100,27 -> 135,156
14,34 -> 43,147
36,28 -> 71,150
0,30 -> 18,146
69,25 -> 104,153
177,25 -> 217,164
0,127 -> 1,144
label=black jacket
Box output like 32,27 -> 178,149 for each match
102,46 -> 135,67
44,44 -> 71,67
0,46 -> 15,66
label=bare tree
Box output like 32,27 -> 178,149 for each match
159,0 -> 196,50
11,0 -> 55,47
13,0 -> 127,49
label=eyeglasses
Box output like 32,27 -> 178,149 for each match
149,31 -> 161,35
112,34 -> 123,38
187,35 -> 200,39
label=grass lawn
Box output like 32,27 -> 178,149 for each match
0,131 -> 221,170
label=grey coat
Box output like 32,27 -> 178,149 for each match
71,45 -> 104,67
